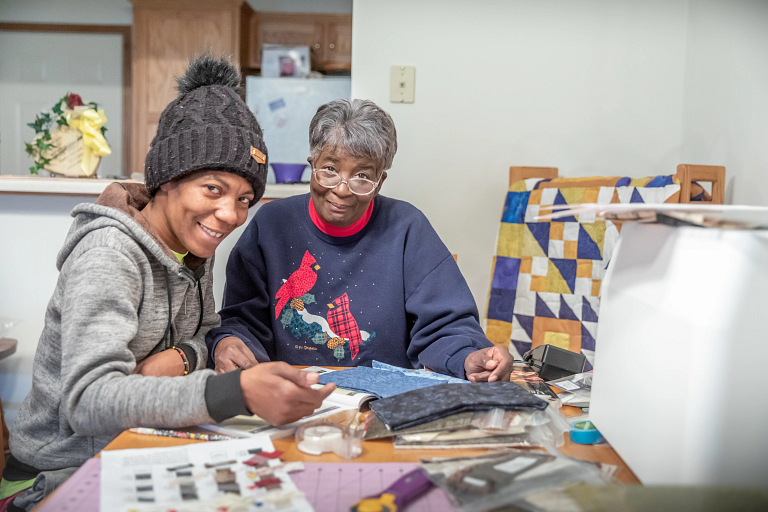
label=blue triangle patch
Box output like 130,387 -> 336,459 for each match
582,297 -> 598,323
553,190 -> 578,222
581,322 -> 596,351
630,188 -> 644,203
577,225 -> 603,260
551,258 -> 577,293
514,314 -> 534,340
559,296 -> 579,321
536,294 -> 557,319
527,223 -> 550,255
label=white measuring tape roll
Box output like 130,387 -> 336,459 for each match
296,421 -> 362,459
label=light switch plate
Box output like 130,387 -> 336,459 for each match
390,65 -> 415,103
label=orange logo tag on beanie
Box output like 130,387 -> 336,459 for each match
250,146 -> 266,164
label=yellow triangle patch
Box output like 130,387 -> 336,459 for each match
509,181 -> 527,192
522,225 -> 546,257
582,222 -> 607,253
546,260 -> 572,294
560,187 -> 586,205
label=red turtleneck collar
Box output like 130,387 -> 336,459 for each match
309,197 -> 374,237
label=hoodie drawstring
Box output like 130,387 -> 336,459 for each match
164,268 -> 205,344
163,269 -> 175,346
193,280 -> 203,337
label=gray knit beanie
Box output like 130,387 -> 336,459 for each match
144,55 -> 268,205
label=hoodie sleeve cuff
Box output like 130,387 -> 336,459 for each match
177,343 -> 198,372
204,369 -> 251,422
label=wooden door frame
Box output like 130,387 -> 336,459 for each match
0,23 -> 132,177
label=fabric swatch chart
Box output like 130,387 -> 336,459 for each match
99,437 -> 312,512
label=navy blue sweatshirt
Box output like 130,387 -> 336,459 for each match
206,194 -> 492,378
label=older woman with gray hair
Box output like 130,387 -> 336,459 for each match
206,99 -> 513,381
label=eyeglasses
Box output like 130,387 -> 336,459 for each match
312,168 -> 382,196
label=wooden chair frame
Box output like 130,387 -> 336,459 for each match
676,164 -> 725,204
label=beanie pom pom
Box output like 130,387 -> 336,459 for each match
177,54 -> 241,94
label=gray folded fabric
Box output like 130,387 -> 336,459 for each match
370,382 -> 548,431
11,466 -> 78,511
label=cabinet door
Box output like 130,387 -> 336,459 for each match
252,14 -> 324,70
324,16 -> 352,70
131,1 -> 240,177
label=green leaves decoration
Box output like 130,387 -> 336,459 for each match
24,93 -> 106,175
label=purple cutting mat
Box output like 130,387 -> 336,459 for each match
290,462 -> 460,512
35,459 -> 458,512
36,457 -> 100,512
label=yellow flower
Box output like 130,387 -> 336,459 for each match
66,109 -> 111,174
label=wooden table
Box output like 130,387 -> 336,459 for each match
104,404 -> 639,483
103,366 -> 640,485
38,367 -> 640,510
0,338 -> 17,361
0,338 -> 17,476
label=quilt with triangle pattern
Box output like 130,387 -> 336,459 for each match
485,175 -> 695,370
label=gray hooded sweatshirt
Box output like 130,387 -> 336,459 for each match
9,183 -> 248,472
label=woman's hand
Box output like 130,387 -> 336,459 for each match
215,336 -> 259,374
464,345 -> 514,382
240,363 -> 336,426
133,349 -> 185,377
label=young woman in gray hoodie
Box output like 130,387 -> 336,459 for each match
0,56 -> 334,511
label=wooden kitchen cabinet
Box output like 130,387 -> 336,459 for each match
324,17 -> 353,70
240,6 -> 352,73
129,0 -> 243,177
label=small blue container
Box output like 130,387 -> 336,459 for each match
271,163 -> 307,183
570,420 -> 604,444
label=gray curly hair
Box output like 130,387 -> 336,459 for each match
309,99 -> 397,172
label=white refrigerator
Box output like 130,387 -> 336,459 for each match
245,76 -> 351,183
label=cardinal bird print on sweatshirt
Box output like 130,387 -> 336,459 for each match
275,251 -> 375,361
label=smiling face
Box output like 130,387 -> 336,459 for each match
151,171 -> 254,258
309,147 -> 386,228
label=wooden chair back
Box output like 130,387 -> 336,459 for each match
676,164 -> 725,204
509,167 -> 559,187
508,164 -> 725,205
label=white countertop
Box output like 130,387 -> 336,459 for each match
0,176 -> 310,199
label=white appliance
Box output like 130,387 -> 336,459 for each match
590,222 -> 768,487
245,76 -> 351,183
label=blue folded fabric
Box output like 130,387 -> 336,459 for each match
318,366 -> 458,398
372,360 -> 468,385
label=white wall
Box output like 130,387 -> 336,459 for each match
0,195 -> 94,428
0,31 -> 124,178
0,0 -> 133,24
351,0 -> 692,317
246,0 -> 352,13
680,0 -> 768,206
